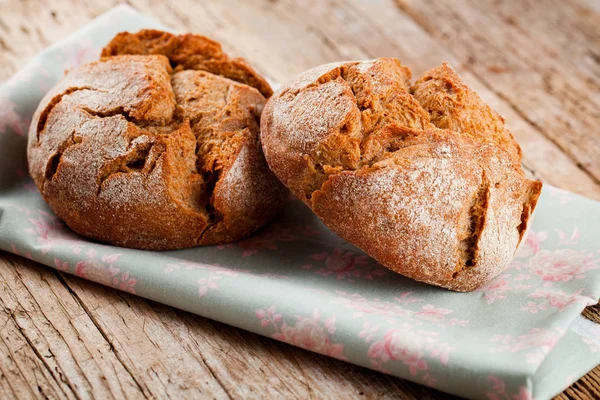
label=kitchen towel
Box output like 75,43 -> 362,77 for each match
1,5 -> 599,399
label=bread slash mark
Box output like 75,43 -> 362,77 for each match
516,181 -> 543,245
456,172 -> 490,277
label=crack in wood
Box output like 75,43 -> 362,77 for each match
0,255 -> 77,399
51,271 -> 149,398
193,351 -> 233,400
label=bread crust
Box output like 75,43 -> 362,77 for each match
101,29 -> 273,98
28,30 -> 287,250
261,58 -> 542,291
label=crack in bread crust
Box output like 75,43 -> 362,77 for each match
274,59 -> 439,201
43,131 -> 83,181
36,86 -> 105,140
96,138 -> 157,195
27,30 -> 287,250
275,60 -> 522,203
261,58 -> 543,291
80,106 -> 138,122
101,29 -> 273,98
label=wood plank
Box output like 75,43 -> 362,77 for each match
583,305 -> 600,325
59,272 -> 279,399
0,252 -> 144,399
0,305 -> 66,399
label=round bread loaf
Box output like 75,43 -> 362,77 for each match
28,30 -> 287,250
260,58 -> 542,291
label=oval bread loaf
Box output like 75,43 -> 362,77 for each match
28,30 -> 287,250
260,58 -> 542,291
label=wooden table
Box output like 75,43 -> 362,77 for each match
1,0 -> 599,398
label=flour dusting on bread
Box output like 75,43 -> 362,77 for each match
28,30 -> 287,250
261,58 -> 542,291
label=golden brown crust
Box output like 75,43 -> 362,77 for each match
101,29 -> 273,98
27,31 -> 287,250
261,58 -> 542,291
411,62 -> 522,161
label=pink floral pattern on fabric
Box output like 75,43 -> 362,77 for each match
485,376 -> 532,400
489,328 -> 565,366
331,291 -> 469,327
25,214 -> 71,254
217,223 -> 318,257
13,207 -> 87,255
547,186 -> 573,206
167,262 -> 247,297
515,230 -> 548,259
358,322 -> 381,343
54,257 -> 70,272
529,249 -> 599,282
476,275 -> 517,304
555,228 -> 580,246
165,261 -> 288,297
581,336 -> 599,353
165,260 -> 247,275
476,228 -> 599,306
10,243 -> 32,261
366,323 -> 455,387
301,248 -> 387,282
75,249 -> 137,294
10,206 -> 95,258
256,307 -> 346,360
521,289 -> 595,313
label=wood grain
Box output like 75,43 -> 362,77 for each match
0,253 -> 143,399
0,0 -> 599,399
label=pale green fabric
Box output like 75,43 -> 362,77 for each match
0,6 -> 599,399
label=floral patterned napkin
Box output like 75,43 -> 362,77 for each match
1,6 -> 599,400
